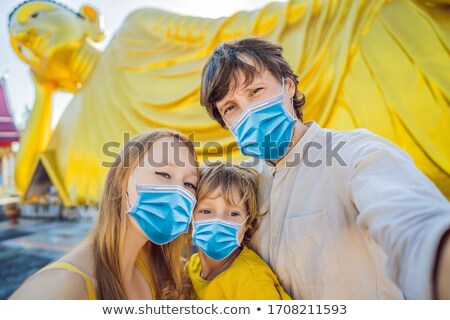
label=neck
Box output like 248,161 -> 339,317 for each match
270,120 -> 307,166
198,247 -> 242,281
69,40 -> 100,84
120,219 -> 149,284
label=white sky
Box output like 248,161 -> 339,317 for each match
0,0 -> 284,129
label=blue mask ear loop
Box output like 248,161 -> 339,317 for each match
131,171 -> 138,186
125,171 -> 139,212
237,215 -> 250,246
281,77 -> 298,122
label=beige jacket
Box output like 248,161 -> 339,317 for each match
247,121 -> 450,299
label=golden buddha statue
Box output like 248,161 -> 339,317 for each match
9,0 -> 103,204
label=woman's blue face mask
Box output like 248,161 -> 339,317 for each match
127,173 -> 196,245
226,78 -> 297,161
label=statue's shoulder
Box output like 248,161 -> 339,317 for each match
123,7 -> 178,25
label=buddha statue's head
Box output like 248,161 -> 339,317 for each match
9,0 -> 104,91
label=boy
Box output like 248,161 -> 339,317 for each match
187,162 -> 290,299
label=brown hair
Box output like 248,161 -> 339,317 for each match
196,162 -> 261,245
200,37 -> 306,128
92,129 -> 197,299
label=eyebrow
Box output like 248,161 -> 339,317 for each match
165,161 -> 197,177
217,100 -> 233,114
217,80 -> 267,111
187,170 -> 198,178
199,196 -> 245,210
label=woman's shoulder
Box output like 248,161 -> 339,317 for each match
9,264 -> 91,299
59,242 -> 95,277
9,244 -> 95,300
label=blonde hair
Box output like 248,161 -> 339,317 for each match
196,162 -> 261,245
92,129 -> 197,299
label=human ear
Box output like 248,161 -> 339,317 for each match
285,77 -> 297,99
79,4 -> 104,42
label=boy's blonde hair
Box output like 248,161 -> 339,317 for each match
197,161 -> 261,245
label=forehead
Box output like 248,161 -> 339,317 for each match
141,136 -> 197,172
10,1 -> 75,26
14,2 -> 58,17
218,66 -> 277,102
198,187 -> 245,209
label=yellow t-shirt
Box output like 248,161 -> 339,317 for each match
38,254 -> 155,300
186,246 -> 291,300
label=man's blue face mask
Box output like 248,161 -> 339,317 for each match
226,78 -> 297,161
127,173 -> 196,245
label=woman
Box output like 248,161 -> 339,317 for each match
10,129 -> 198,299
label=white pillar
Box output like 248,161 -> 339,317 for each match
1,153 -> 6,188
8,151 -> 15,188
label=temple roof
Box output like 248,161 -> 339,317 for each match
0,77 -> 20,147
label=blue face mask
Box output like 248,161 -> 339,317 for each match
228,79 -> 297,160
192,217 -> 248,261
127,174 -> 196,245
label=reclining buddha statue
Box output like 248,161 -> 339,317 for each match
9,0 -> 450,205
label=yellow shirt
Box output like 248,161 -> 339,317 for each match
186,246 -> 291,300
39,255 -> 155,300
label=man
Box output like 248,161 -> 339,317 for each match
200,37 -> 450,299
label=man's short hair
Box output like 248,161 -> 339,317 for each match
200,37 -> 306,128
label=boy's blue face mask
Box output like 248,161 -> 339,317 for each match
192,217 -> 248,261
127,173 -> 196,245
227,78 -> 297,161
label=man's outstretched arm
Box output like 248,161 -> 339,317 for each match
345,134 -> 450,299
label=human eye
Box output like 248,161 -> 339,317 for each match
155,171 -> 171,179
251,87 -> 263,96
184,182 -> 197,190
223,105 -> 236,116
228,211 -> 241,217
199,209 -> 212,215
